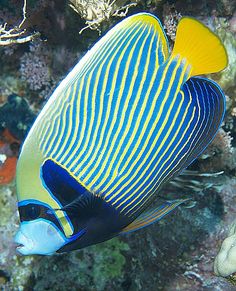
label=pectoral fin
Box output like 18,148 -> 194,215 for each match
120,199 -> 189,234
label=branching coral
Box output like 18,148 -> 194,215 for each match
19,42 -> 55,95
69,0 -> 137,34
20,47 -> 51,91
0,0 -> 39,46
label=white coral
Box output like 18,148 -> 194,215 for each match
0,0 -> 39,46
214,221 -> 236,277
69,0 -> 137,34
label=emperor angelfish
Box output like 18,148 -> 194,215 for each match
15,13 -> 228,255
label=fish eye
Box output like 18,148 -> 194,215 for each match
26,205 -> 41,220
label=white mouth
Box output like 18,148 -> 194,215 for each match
14,229 -> 34,255
14,219 -> 68,255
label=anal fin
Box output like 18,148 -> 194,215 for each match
120,199 -> 189,234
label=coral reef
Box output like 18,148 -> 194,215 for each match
0,0 -> 236,290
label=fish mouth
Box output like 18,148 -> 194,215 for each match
15,243 -> 24,249
15,243 -> 25,254
14,229 -> 34,255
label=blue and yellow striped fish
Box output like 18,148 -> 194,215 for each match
15,13 -> 227,255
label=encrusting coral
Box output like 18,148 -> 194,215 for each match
214,220 -> 236,277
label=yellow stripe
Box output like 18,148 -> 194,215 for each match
64,32 -> 120,167
69,22 -> 142,172
68,60 -> 100,163
125,99 -> 198,216
154,86 -> 205,182
58,77 -> 84,160
37,118 -> 51,150
68,22 -> 142,169
122,93 -> 194,214
126,106 -> 197,216
105,57 -> 185,202
54,22 -> 136,168
46,87 -> 72,156
108,33 -> 161,180
111,32 -> 159,179
66,71 -> 92,161
95,50 -> 173,195
39,98 -> 66,152
39,99 -> 63,144
154,84 -> 204,185
38,20 -> 133,154
72,23 -> 146,175
42,87 -> 72,154
114,63 -> 191,211
54,92 -> 75,160
93,27 -> 157,183
49,101 -> 72,157
43,113 -> 61,154
83,24 -> 153,185
116,89 -> 186,209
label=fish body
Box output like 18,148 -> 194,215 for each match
15,13 -> 227,255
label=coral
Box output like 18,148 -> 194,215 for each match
31,237 -> 129,290
0,156 -> 17,184
213,18 -> 236,92
0,0 -> 236,290
0,0 -> 39,46
214,220 -> 236,277
69,0 -> 137,34
0,182 -> 35,290
19,41 -> 54,92
88,238 -> 129,289
0,94 -> 36,141
163,3 -> 182,42
0,129 -> 19,185
19,41 -> 80,102
203,18 -> 236,143
198,128 -> 234,171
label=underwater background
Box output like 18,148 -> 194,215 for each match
0,0 -> 236,290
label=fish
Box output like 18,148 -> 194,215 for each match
14,13 -> 228,255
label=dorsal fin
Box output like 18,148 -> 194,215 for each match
124,13 -> 169,64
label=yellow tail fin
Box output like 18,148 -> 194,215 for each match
171,17 -> 228,76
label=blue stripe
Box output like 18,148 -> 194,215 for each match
127,77 -> 225,215
102,58 -> 187,200
72,24 -> 148,175
78,25 -> 158,180
64,23 -> 142,170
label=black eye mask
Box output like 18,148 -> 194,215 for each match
18,203 -> 64,233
